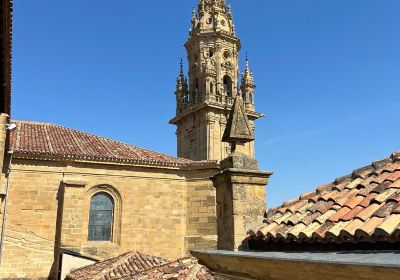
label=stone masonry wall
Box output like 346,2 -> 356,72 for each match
0,158 -> 219,280
185,173 -> 218,251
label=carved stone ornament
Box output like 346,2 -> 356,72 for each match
222,96 -> 254,143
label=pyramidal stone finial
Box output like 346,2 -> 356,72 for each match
221,96 -> 258,170
222,96 -> 254,144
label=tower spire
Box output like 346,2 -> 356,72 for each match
170,0 -> 263,162
176,58 -> 187,91
241,54 -> 256,108
179,58 -> 184,78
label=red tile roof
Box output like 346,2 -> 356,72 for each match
9,120 -> 215,168
66,251 -> 214,280
250,151 -> 400,245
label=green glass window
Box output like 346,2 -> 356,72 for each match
88,193 -> 114,241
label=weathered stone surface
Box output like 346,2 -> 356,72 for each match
222,96 -> 254,144
220,153 -> 259,170
212,167 -> 271,250
0,157 -> 219,279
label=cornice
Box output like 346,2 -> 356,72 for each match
12,151 -> 219,171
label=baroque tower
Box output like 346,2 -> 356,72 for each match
170,0 -> 263,161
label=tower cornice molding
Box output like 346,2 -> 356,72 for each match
169,101 -> 264,125
186,31 -> 241,47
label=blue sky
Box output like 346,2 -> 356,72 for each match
12,0 -> 400,207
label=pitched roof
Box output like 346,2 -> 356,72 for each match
66,251 -> 214,280
9,120 -> 215,168
250,150 -> 400,246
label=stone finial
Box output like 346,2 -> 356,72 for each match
222,96 -> 254,144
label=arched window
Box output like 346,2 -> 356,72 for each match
210,82 -> 214,94
249,93 -> 253,103
223,75 -> 233,96
194,78 -> 199,92
88,193 -> 114,241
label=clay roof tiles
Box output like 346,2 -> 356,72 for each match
251,150 -> 400,245
9,120 -> 216,168
66,251 -> 214,280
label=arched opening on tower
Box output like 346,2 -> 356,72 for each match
193,78 -> 199,91
223,75 -> 233,96
193,78 -> 199,96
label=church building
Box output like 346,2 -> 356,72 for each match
0,0 -> 269,279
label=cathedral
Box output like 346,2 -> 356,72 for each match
0,0 -> 268,279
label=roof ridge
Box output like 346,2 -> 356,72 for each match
11,119 -> 192,162
94,251 -> 167,280
111,256 -> 196,280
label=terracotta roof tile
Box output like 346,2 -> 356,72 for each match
301,212 -> 322,226
285,210 -> 310,226
343,195 -> 364,209
326,221 -> 351,239
253,150 -> 400,246
299,222 -> 322,239
352,166 -> 374,179
370,183 -> 388,194
315,209 -> 336,224
385,171 -> 400,182
321,190 -> 340,201
355,217 -> 385,237
375,214 -> 400,236
309,201 -> 333,214
358,193 -> 378,208
299,191 -> 316,200
340,219 -> 364,239
355,204 -> 381,222
373,188 -> 398,204
317,183 -> 335,194
340,206 -> 364,222
388,193 -> 400,203
358,176 -> 377,189
313,221 -> 335,239
9,120 -> 215,168
267,223 -> 287,239
372,202 -> 398,218
66,251 -> 214,280
383,163 -> 400,173
258,222 -> 279,237
287,223 -> 307,240
287,200 -> 308,214
393,205 -> 400,215
328,207 -> 351,223
338,189 -> 359,206
358,184 -> 378,197
344,178 -> 363,190
373,172 -> 392,184
276,224 -> 294,239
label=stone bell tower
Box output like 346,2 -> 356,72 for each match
170,0 -> 263,162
